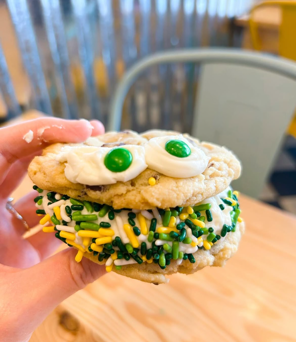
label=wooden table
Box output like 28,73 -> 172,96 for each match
20,191 -> 294,341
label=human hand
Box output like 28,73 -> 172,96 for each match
0,117 -> 106,342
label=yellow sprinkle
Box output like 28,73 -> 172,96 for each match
82,237 -> 91,247
106,264 -> 113,272
53,206 -> 62,220
168,216 -> 176,228
111,251 -> 118,260
39,214 -> 50,225
197,237 -> 203,244
233,190 -> 240,198
180,213 -> 189,220
75,250 -> 84,263
99,228 -> 115,236
191,219 -> 205,228
123,223 -> 139,248
37,214 -> 43,216
141,255 -> 147,262
157,227 -> 179,234
96,237 -> 113,245
225,197 -> 237,206
238,217 -> 243,222
91,243 -> 103,252
66,239 -> 85,252
191,241 -> 198,247
181,207 -> 188,213
148,177 -> 156,186
137,213 -> 148,235
187,206 -> 194,214
60,231 -> 76,241
78,230 -> 101,238
209,242 -> 213,246
146,258 -> 153,263
203,240 -> 211,250
42,226 -> 55,233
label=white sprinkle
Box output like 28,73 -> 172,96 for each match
141,210 -> 153,220
56,225 -> 75,233
152,208 -> 162,224
115,216 -> 129,244
74,235 -> 84,246
137,234 -> 148,242
132,209 -> 140,213
55,194 -> 61,200
23,130 -> 34,143
43,197 -> 53,216
186,228 -> 197,242
105,256 -> 113,267
176,259 -> 183,265
114,259 -> 137,266
155,240 -> 167,246
84,137 -> 104,147
60,205 -> 71,222
184,246 -> 198,254
48,200 -> 65,209
176,217 -> 180,224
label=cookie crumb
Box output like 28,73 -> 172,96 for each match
23,130 -> 34,143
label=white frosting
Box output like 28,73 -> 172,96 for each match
23,130 -> 34,143
57,145 -> 147,185
145,135 -> 209,178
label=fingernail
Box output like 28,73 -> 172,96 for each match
79,119 -> 94,129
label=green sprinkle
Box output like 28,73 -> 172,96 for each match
212,237 -> 218,243
128,212 -> 136,219
183,254 -> 188,260
115,237 -> 127,253
105,243 -> 113,250
62,220 -> 68,226
117,252 -> 123,259
221,225 -> 228,237
88,246 -> 93,252
207,233 -> 216,242
98,253 -> 105,261
128,218 -> 135,226
100,222 -> 111,228
185,219 -> 195,230
65,206 -> 72,215
37,198 -> 43,205
169,231 -> 179,239
183,237 -> 192,244
72,211 -> 82,217
33,185 -> 38,190
159,252 -> 166,267
83,201 -> 94,213
188,254 -> 195,263
153,253 -> 160,260
115,266 -> 122,270
149,218 -> 157,232
227,190 -> 233,198
219,204 -> 225,210
158,209 -> 165,216
162,210 -> 171,227
176,206 -> 183,213
133,226 -> 141,236
208,227 -> 214,233
200,227 -> 208,235
176,222 -> 185,230
232,209 -> 241,226
166,259 -> 171,266
199,216 -> 205,222
108,211 -> 115,220
178,251 -> 184,259
178,228 -> 186,242
80,222 -> 100,231
221,198 -> 232,206
51,214 -> 60,225
93,203 -> 101,212
163,243 -> 172,252
70,198 -> 84,206
74,225 -> 80,232
206,209 -> 213,222
132,255 -> 143,264
152,242 -> 158,253
216,235 -> 221,240
124,253 -> 131,261
146,249 -> 153,260
140,242 -> 147,255
112,239 -> 117,247
93,251 -> 98,257
171,210 -> 178,217
148,231 -> 154,242
195,211 -> 201,217
34,196 -> 43,203
71,205 -> 84,211
172,241 -> 179,260
114,209 -> 122,213
154,232 -> 160,239
99,205 -> 110,217
193,203 -> 212,212
61,195 -> 69,200
165,253 -> 172,260
159,233 -> 174,241
103,248 -> 114,254
73,214 -> 98,222
189,213 -> 197,219
36,209 -> 45,215
192,229 -> 199,238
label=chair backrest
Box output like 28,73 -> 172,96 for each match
249,1 -> 296,60
109,49 -> 296,198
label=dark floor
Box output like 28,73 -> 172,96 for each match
260,135 -> 296,214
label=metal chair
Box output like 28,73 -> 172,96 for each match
109,48 -> 296,198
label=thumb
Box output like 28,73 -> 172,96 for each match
1,249 -> 105,342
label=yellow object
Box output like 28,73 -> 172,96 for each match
203,240 -> 212,250
187,206 -> 194,214
75,250 -> 84,263
106,265 -> 113,272
249,1 -> 296,137
98,228 -> 115,236
238,217 -> 244,223
191,237 -> 203,247
111,251 -> 118,260
137,213 -> 148,235
78,230 -> 101,238
82,237 -> 91,247
180,213 -> 189,221
42,226 -> 55,233
181,207 -> 188,213
66,240 -> 85,253
225,197 -> 237,206
39,214 -> 50,225
191,219 -> 205,228
141,255 -> 147,262
148,177 -> 156,186
60,231 -> 76,241
96,237 -> 112,245
53,206 -> 62,220
123,223 -> 139,248
168,216 -> 176,228
90,243 -> 103,252
157,227 -> 179,234
233,190 -> 240,198
146,258 -> 153,263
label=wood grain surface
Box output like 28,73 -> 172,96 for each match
27,194 -> 296,342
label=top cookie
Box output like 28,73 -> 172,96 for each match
28,130 -> 241,209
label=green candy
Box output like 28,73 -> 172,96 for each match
104,148 -> 132,172
165,140 -> 191,158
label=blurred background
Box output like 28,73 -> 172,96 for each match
0,0 -> 296,213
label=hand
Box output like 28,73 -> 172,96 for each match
0,117 -> 106,342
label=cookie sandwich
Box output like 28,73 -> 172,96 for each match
28,130 -> 245,284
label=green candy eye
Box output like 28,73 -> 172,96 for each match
104,148 -> 133,172
165,140 -> 191,158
